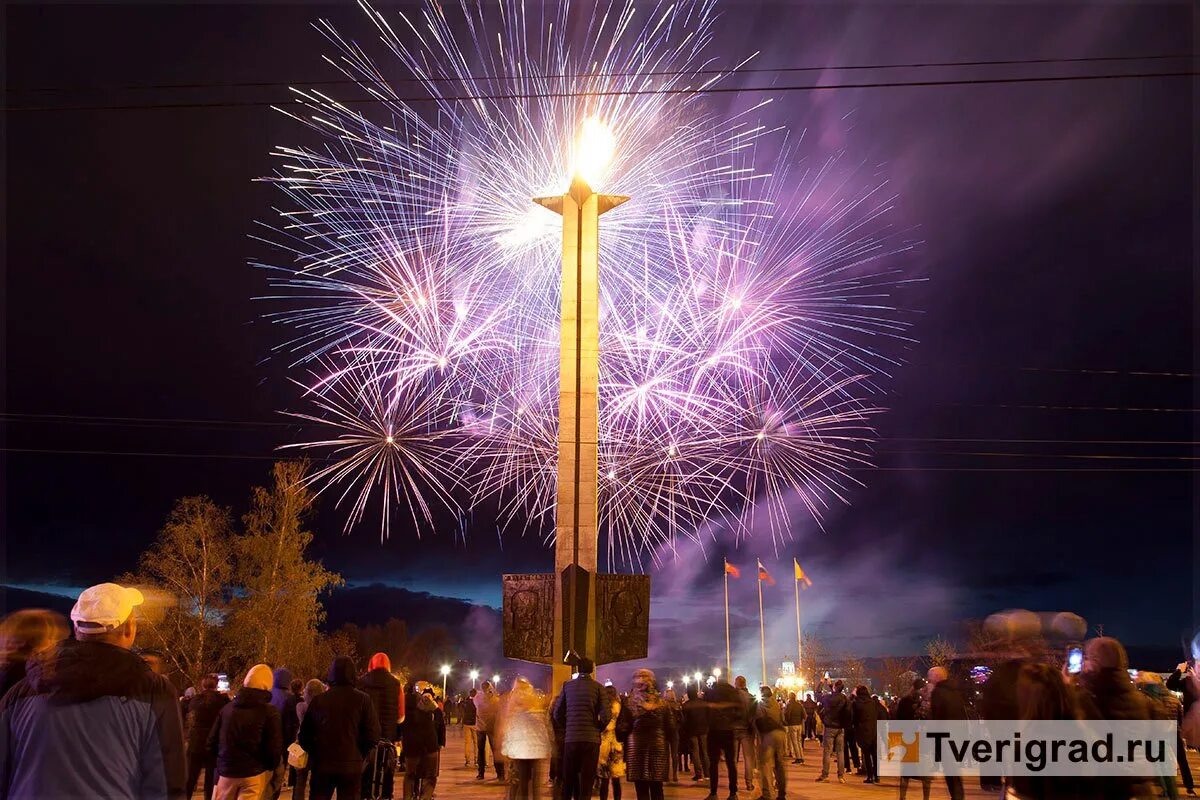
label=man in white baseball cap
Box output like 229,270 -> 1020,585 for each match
0,582 -> 186,798
70,581 -> 145,640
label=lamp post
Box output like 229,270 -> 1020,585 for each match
469,669 -> 479,689
440,664 -> 450,698
492,673 -> 501,688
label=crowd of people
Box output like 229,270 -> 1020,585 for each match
0,582 -> 1197,800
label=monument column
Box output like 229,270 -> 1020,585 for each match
535,176 -> 627,692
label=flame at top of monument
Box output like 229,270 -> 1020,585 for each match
572,117 -> 617,190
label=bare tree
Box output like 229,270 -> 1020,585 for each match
924,635 -> 959,668
124,496 -> 232,689
879,656 -> 917,696
225,461 -> 341,677
842,657 -> 867,689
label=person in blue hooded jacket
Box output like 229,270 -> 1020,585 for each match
0,583 -> 187,799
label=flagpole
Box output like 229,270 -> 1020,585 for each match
724,559 -> 732,677
758,562 -> 767,686
794,560 -> 803,683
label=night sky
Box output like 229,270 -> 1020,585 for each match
4,1 -> 1196,671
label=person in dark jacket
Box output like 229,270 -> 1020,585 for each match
1072,638 -> 1151,800
703,677 -> 742,800
801,693 -> 818,741
926,667 -> 966,800
550,657 -> 610,800
753,686 -> 787,800
682,686 -> 710,781
187,674 -> 231,800
815,680 -> 850,783
298,656 -> 382,800
0,583 -> 187,799
783,692 -> 805,764
358,652 -> 403,799
732,676 -> 757,792
849,686 -> 879,784
624,669 -> 674,800
208,664 -> 283,800
461,688 -> 479,767
402,687 -> 446,800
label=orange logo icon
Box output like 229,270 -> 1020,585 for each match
887,732 -> 919,763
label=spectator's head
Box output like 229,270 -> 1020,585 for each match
368,652 -> 392,672
481,680 -> 493,693
1084,637 -> 1128,673
687,685 -> 699,701
290,679 -> 303,695
469,688 -> 477,698
303,678 -> 327,705
833,680 -> 844,693
1017,662 -> 1075,721
759,685 -> 773,699
926,667 -> 948,686
0,609 -> 68,663
327,656 -> 358,687
201,674 -> 219,691
576,657 -> 595,676
911,677 -> 926,693
734,675 -> 747,690
855,685 -> 870,699
70,583 -> 144,649
806,692 -> 814,700
788,692 -> 796,701
244,664 -> 274,692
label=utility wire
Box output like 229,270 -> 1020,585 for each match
8,69 -> 1197,113
11,52 -> 1194,94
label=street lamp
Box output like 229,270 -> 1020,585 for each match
492,673 -> 501,687
469,669 -> 479,689
440,664 -> 450,697
666,680 -> 674,690
713,667 -> 722,678
693,671 -> 703,684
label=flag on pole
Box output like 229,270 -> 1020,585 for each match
794,559 -> 813,588
724,560 -> 741,579
757,560 -> 775,586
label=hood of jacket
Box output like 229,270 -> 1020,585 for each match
26,639 -> 150,705
272,667 -> 293,691
327,656 -> 357,686
235,686 -> 273,708
368,652 -> 392,671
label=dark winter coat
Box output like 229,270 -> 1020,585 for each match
208,687 -> 283,779
624,704 -> 674,782
819,690 -> 851,729
681,698 -> 710,738
401,693 -> 445,756
297,657 -> 381,776
1075,668 -> 1149,722
895,689 -> 922,721
459,696 -> 477,727
268,668 -> 301,746
753,698 -> 785,735
704,681 -> 744,732
0,638 -> 187,799
186,689 -> 230,752
850,695 -> 878,746
550,675 -> 609,744
930,678 -> 968,721
358,667 -> 402,741
733,687 -> 755,733
783,699 -> 806,726
1166,668 -> 1198,715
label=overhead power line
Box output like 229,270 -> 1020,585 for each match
8,69 -> 1197,113
11,52 -> 1194,94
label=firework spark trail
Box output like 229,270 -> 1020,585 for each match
254,0 -> 919,564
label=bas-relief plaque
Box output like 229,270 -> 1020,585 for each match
502,573 -> 555,664
596,573 -> 650,664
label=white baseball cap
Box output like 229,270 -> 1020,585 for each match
71,583 -> 145,632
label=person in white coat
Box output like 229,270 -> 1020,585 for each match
500,677 -> 553,800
